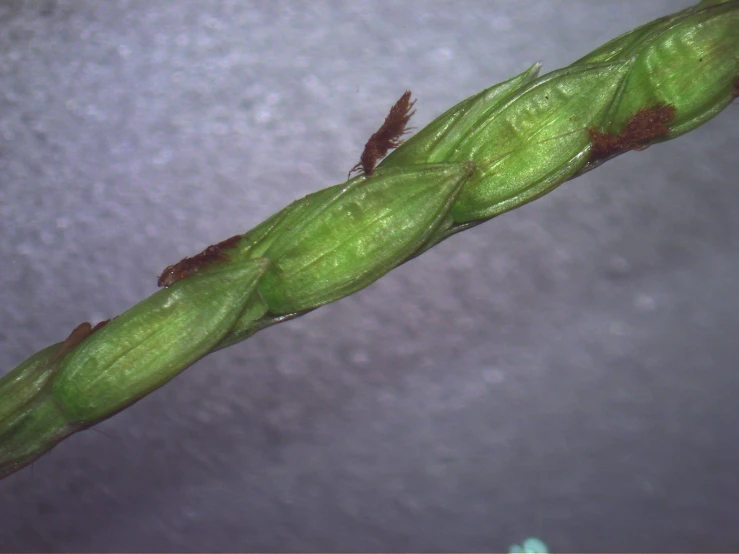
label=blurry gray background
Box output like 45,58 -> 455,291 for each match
1,0 -> 738,551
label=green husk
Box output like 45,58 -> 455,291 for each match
256,162 -> 474,314
1,0 -> 736,480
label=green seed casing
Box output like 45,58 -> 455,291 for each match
52,259 -> 269,423
1,0 -> 736,480
255,162 -> 475,314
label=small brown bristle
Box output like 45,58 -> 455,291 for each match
212,234 -> 243,251
157,234 -> 243,287
92,319 -> 110,333
349,90 -> 416,178
54,321 -> 94,359
589,103 -> 676,160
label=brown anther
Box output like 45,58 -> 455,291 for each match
349,90 -> 416,178
589,103 -> 676,160
157,234 -> 243,287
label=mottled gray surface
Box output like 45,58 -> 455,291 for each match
1,0 -> 738,551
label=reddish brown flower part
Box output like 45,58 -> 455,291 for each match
349,90 -> 416,177
91,319 -> 110,333
157,234 -> 242,287
589,103 -> 676,160
54,322 -> 93,359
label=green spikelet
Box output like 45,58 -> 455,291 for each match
1,1 -> 736,480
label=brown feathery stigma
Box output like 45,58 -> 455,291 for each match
589,103 -> 676,160
157,234 -> 243,287
349,90 -> 416,178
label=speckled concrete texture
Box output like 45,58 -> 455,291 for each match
1,1 -> 738,551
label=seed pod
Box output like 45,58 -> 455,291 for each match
0,343 -> 61,426
585,0 -> 739,139
0,390 -> 76,480
382,63 -> 541,168
52,258 -> 270,423
257,162 -> 475,314
574,7 -> 688,66
238,183 -> 350,260
210,183 -> 363,347
448,60 -> 632,223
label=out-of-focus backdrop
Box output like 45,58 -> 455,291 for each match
1,1 -> 737,551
